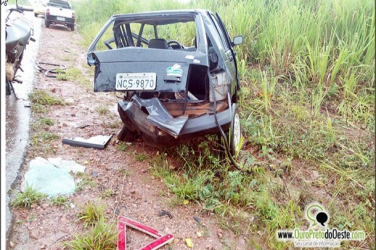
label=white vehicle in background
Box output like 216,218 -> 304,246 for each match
44,0 -> 75,31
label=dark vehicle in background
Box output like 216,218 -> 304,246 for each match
87,10 -> 243,156
45,0 -> 75,31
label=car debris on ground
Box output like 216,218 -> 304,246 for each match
22,157 -> 85,197
62,134 -> 113,149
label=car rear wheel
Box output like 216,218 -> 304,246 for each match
45,20 -> 50,28
217,105 -> 242,158
69,24 -> 74,31
229,105 -> 242,157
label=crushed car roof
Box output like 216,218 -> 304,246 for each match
106,9 -> 210,25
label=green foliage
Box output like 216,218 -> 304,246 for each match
119,168 -> 129,177
56,69 -> 68,81
31,118 -> 54,131
29,90 -> 67,106
107,122 -> 119,129
31,103 -> 46,114
96,106 -> 109,115
73,0 -> 374,129
76,200 -> 105,228
100,189 -> 114,199
38,118 -> 54,126
50,195 -> 69,207
7,0 -> 30,5
63,217 -> 117,250
135,152 -> 149,162
75,173 -> 96,192
116,142 -> 128,151
11,185 -> 47,208
31,132 -> 59,146
150,143 -> 304,248
66,67 -> 81,81
77,0 -> 374,82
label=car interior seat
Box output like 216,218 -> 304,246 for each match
148,38 -> 169,49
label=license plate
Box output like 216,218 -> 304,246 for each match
57,17 -> 65,21
116,73 -> 156,90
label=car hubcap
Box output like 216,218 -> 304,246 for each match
232,113 -> 241,153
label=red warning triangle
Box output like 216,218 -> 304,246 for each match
118,216 -> 174,250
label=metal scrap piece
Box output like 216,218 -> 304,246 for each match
62,134 -> 113,149
158,210 -> 173,219
133,95 -> 188,138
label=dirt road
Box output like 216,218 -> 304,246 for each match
8,20 -> 248,250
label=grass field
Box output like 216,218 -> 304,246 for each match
6,0 -> 31,6
71,0 -> 375,248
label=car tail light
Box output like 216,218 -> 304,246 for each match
72,12 -> 75,19
46,8 -> 50,15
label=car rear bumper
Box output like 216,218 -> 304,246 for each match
118,98 -> 232,148
45,15 -> 75,25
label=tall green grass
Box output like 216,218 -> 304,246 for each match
7,0 -> 31,6
73,0 -> 374,125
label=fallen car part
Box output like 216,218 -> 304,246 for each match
193,216 -> 202,224
37,61 -> 66,78
158,210 -> 173,219
62,134 -> 113,149
133,95 -> 189,138
118,216 -> 174,250
23,101 -> 31,107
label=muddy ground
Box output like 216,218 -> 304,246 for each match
8,21 -> 249,250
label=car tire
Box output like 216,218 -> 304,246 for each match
45,20 -> 50,28
70,24 -> 74,31
229,105 -> 242,157
34,13 -> 37,17
117,126 -> 136,142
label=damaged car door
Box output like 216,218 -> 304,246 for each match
87,10 -> 243,152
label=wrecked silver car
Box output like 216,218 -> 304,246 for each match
87,10 -> 243,155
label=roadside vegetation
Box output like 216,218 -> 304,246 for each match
28,90 -> 67,155
68,0 -> 374,248
7,0 -> 30,6
64,201 -> 116,249
11,185 -> 47,208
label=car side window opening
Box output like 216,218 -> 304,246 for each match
206,36 -> 219,71
209,14 -> 230,52
100,19 -> 197,51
